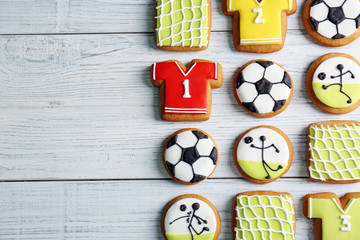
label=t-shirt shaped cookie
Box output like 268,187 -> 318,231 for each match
223,0 -> 297,53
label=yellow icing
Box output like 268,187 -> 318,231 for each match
227,0 -> 292,45
166,233 -> 215,240
312,83 -> 360,108
238,159 -> 288,180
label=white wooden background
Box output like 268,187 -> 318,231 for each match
0,0 -> 360,239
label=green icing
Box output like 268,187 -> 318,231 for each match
237,159 -> 288,180
235,195 -> 295,240
312,83 -> 360,108
308,197 -> 360,240
309,125 -> 360,180
156,0 -> 209,47
166,233 -> 215,240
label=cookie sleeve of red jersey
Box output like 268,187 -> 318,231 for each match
151,62 -> 170,87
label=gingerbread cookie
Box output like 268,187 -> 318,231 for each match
303,0 -> 360,47
308,120 -> 360,183
162,194 -> 221,240
222,0 -> 297,53
233,191 -> 296,240
155,0 -> 212,51
234,126 -> 293,184
306,53 -> 360,114
234,60 -> 293,118
152,60 -> 223,121
163,128 -> 218,185
304,192 -> 360,240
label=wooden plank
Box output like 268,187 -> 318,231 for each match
0,179 -> 359,239
0,0 -> 304,34
0,32 -> 360,180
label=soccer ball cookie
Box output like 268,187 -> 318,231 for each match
308,120 -> 360,183
234,191 -> 296,240
234,125 -> 293,184
234,60 -> 293,118
303,0 -> 360,47
152,60 -> 223,121
306,53 -> 360,114
163,128 -> 218,185
222,0 -> 297,53
162,194 -> 221,240
155,0 -> 212,51
304,192 -> 360,240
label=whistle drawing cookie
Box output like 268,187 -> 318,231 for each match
308,120 -> 360,183
234,126 -> 293,184
306,53 -> 360,114
304,192 -> 360,240
152,60 -> 223,121
303,0 -> 360,47
162,194 -> 221,240
163,129 -> 218,185
222,0 -> 297,53
233,191 -> 296,240
234,60 -> 293,118
155,0 -> 212,51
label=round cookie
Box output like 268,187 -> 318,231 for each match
234,125 -> 293,184
163,128 -> 219,185
234,60 -> 293,118
162,194 -> 221,240
306,53 -> 360,114
303,0 -> 360,47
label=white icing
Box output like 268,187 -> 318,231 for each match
165,145 -> 182,165
234,194 -> 295,240
197,138 -> 215,156
310,0 -> 360,39
310,2 -> 329,21
176,131 -> 198,149
270,84 -> 292,100
155,0 -> 210,47
164,198 -> 217,235
313,57 -> 360,84
193,157 -> 215,177
254,0 -> 265,6
236,83 -> 258,103
182,79 -> 191,98
237,127 -> 290,164
241,63 -> 264,83
253,8 -> 265,24
343,0 -> 360,18
308,124 -> 360,181
264,64 -> 285,83
317,21 -> 338,39
253,94 -> 275,113
236,61 -> 291,114
340,215 -> 352,231
174,161 -> 194,182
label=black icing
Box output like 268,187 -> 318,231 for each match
209,147 -> 218,165
167,135 -> 178,149
180,204 -> 187,211
249,135 -> 283,179
282,72 -> 292,88
166,161 -> 176,176
242,102 -> 259,113
255,78 -> 273,94
310,17 -> 320,31
191,174 -> 207,183
192,130 -> 208,140
273,99 -> 287,112
356,14 -> 360,28
256,60 -> 274,69
328,7 -> 345,25
244,136 -> 253,144
311,0 -> 324,7
182,147 -> 200,165
318,72 -> 326,80
332,33 -> 346,39
236,72 -> 246,88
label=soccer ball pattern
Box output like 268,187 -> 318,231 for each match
310,0 -> 360,39
164,130 -> 218,184
235,61 -> 292,114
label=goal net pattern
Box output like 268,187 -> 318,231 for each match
155,0 -> 209,47
234,195 -> 295,240
309,124 -> 360,181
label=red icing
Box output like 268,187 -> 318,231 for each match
152,61 -> 218,115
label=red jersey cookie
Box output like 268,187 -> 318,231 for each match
152,60 -> 223,121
